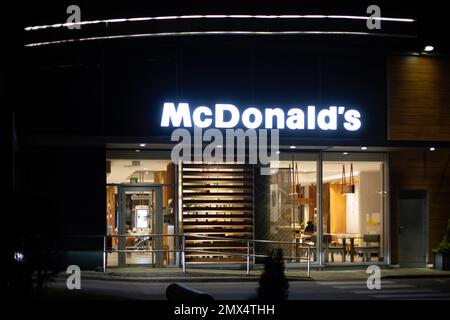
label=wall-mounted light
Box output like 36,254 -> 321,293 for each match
139,143 -> 146,147
14,252 -> 25,262
361,146 -> 368,150
424,45 -> 434,52
290,146 -> 296,149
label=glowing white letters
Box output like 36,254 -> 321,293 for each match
215,104 -> 239,128
160,102 -> 362,131
286,108 -> 305,129
192,106 -> 212,128
242,108 -> 263,129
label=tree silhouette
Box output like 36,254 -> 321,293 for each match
257,248 -> 289,300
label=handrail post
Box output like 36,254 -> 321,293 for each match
103,235 -> 107,273
307,245 -> 311,279
152,237 -> 155,268
182,234 -> 186,274
246,241 -> 250,276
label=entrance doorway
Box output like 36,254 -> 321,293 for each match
398,190 -> 428,267
117,185 -> 163,267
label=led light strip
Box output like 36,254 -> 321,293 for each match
24,30 -> 416,48
24,14 -> 415,31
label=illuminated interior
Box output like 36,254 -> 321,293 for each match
106,153 -> 387,266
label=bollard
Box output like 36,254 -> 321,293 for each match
307,245 -> 311,279
103,236 -> 107,273
246,241 -> 250,276
182,235 -> 186,274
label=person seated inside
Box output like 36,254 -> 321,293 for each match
304,221 -> 315,235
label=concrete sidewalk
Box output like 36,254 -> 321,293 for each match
68,266 -> 450,283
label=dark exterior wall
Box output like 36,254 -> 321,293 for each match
389,56 -> 450,264
16,146 -> 106,270
20,41 -> 388,141
254,168 -> 270,262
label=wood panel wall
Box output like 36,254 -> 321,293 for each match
389,56 -> 450,263
323,183 -> 330,233
309,185 -> 317,223
154,163 -> 177,250
154,171 -> 168,205
330,184 -> 347,234
154,163 -> 176,210
106,186 -> 117,248
390,151 -> 450,263
389,56 -> 450,141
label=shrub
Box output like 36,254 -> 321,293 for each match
257,248 -> 289,300
433,219 -> 450,255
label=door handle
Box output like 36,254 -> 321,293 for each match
399,226 -> 405,234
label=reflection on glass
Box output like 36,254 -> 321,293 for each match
257,158 -> 318,263
323,160 -> 385,263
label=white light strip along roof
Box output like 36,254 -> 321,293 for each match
24,30 -> 417,48
24,14 -> 415,31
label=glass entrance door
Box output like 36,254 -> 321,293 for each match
117,185 -> 163,267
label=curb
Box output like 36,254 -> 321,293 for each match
78,275 -> 262,282
57,271 -> 450,283
59,273 -> 311,283
68,273 -> 450,283
381,274 -> 450,279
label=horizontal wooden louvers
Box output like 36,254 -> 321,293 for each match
182,163 -> 254,264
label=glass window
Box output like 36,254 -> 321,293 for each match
321,153 -> 387,264
255,153 -> 318,265
106,158 -> 176,267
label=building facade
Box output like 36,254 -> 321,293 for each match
13,6 -> 450,271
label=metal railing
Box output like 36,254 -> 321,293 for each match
182,234 -> 312,278
22,233 -> 313,278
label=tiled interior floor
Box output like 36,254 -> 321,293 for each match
107,252 -> 178,266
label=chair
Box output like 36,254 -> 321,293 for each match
328,236 -> 347,263
308,235 -> 345,262
359,234 -> 381,262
